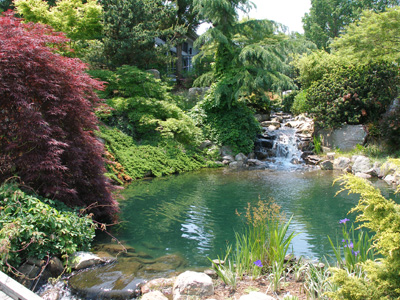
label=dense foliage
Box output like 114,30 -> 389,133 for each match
327,173 -> 400,299
101,0 -> 174,68
303,0 -> 400,50
91,65 -> 203,145
0,12 -> 117,221
0,182 -> 95,271
191,91 -> 261,154
99,127 -> 206,181
332,7 -> 400,64
304,61 -> 399,128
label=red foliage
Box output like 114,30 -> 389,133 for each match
0,11 -> 118,221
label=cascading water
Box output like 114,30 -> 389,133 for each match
254,113 -> 313,169
272,127 -> 303,166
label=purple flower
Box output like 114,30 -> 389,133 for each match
339,218 -> 350,224
341,239 -> 346,243
352,250 -> 360,257
348,242 -> 354,249
254,260 -> 263,267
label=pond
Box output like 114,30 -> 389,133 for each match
108,167 -> 398,268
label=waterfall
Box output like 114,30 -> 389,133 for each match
254,114 -> 313,169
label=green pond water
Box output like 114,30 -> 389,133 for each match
111,168 -> 398,268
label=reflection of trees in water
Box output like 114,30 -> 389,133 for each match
115,169 -> 397,264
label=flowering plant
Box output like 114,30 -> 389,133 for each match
328,218 -> 374,272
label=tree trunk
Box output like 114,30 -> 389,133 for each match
176,42 -> 183,83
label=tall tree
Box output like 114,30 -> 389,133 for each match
0,12 -> 117,221
170,0 -> 201,81
14,0 -> 103,42
303,0 -> 400,50
101,0 -> 174,68
332,7 -> 400,63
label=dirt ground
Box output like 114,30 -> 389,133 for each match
208,273 -> 309,300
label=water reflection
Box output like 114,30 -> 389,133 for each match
114,168 -> 398,267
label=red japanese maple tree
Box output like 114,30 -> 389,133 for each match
0,12 -> 118,221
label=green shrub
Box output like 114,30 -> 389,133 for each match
326,173 -> 400,299
282,90 -> 299,113
90,66 -> 203,146
291,89 -> 309,115
98,127 -> 206,180
191,89 -> 261,154
0,182 -> 95,270
306,61 -> 399,129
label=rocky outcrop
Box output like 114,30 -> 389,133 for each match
317,125 -> 367,151
141,291 -> 169,300
172,271 -> 214,300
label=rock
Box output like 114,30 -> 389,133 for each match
235,153 -> 247,162
203,269 -> 218,279
239,292 -> 276,300
48,257 -> 64,278
173,271 -> 214,300
229,161 -> 239,168
352,156 -> 372,174
141,277 -> 175,294
141,291 -> 169,300
220,146 -> 233,157
255,138 -> 274,149
254,150 -> 268,160
384,174 -> 398,185
69,259 -> 143,299
222,160 -> 230,165
200,140 -> 213,150
146,69 -> 161,79
248,152 -> 256,159
247,159 -> 263,167
355,172 -> 372,179
320,160 -> 333,170
304,155 -> 321,165
222,155 -> 235,162
70,252 -> 106,271
317,125 -> 367,151
327,152 -> 336,161
260,121 -> 281,128
333,157 -> 351,170
188,87 -> 209,100
255,114 -> 270,122
365,168 -> 378,177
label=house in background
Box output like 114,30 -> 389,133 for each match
155,31 -> 200,76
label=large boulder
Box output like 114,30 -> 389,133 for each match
317,125 -> 367,151
173,271 -> 214,300
352,156 -> 372,174
333,157 -> 351,170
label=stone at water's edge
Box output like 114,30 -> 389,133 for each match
351,155 -> 372,174
320,160 -> 333,170
173,271 -> 214,300
317,125 -> 367,151
333,157 -> 351,170
141,291 -> 169,300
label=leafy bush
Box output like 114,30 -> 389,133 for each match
191,88 -> 261,154
0,12 -> 116,221
90,66 -> 203,146
326,173 -> 400,299
0,182 -> 95,271
98,127 -> 206,180
291,89 -> 309,115
306,61 -> 399,129
282,90 -> 299,113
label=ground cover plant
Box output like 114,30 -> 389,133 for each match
0,181 -> 96,272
